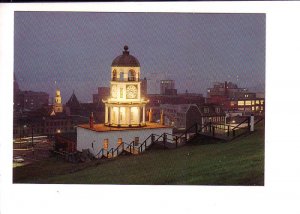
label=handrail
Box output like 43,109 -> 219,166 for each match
95,148 -> 105,159
254,117 -> 264,125
232,118 -> 249,131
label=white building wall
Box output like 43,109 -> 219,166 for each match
77,127 -> 172,157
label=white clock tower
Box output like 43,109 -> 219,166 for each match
103,46 -> 149,127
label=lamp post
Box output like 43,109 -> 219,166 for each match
31,124 -> 34,148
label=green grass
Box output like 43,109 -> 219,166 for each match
14,125 -> 264,185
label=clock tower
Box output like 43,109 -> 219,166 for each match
103,46 -> 149,127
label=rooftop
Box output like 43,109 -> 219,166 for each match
78,122 -> 171,132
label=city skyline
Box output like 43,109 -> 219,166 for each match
14,12 -> 265,103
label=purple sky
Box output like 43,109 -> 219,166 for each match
14,12 -> 265,103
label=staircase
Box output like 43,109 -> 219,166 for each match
93,116 -> 264,159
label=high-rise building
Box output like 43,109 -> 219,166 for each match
93,87 -> 110,105
141,77 -> 148,97
160,80 -> 175,95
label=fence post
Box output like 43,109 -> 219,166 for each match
227,125 -> 230,137
250,114 -> 255,132
175,136 -> 178,148
248,117 -> 251,131
209,122 -> 212,133
212,126 -> 215,136
233,129 -> 235,137
163,133 -> 166,149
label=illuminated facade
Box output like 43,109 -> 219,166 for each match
53,89 -> 63,113
103,46 -> 149,127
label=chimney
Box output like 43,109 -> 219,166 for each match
89,112 -> 94,129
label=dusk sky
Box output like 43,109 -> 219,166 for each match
14,12 -> 265,103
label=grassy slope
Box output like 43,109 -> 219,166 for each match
14,125 -> 264,185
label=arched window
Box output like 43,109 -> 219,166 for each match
120,72 -> 124,81
112,70 -> 117,81
128,70 -> 136,81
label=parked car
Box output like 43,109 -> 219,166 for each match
13,156 -> 24,163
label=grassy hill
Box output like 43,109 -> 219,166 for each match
14,125 -> 264,185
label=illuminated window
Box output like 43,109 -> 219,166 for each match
103,139 -> 109,150
134,137 -> 139,146
256,100 -> 260,104
204,107 -> 209,113
118,138 -> 122,145
112,70 -> 117,81
252,100 -> 255,105
245,101 -> 252,106
238,101 -> 244,106
128,70 -> 136,81
120,88 -> 123,98
120,72 -> 124,81
260,100 -> 264,105
252,106 -> 255,111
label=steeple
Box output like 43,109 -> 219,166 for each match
53,88 -> 63,113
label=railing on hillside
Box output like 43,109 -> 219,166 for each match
231,118 -> 250,138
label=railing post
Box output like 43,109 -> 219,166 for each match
175,136 -> 178,148
209,122 -> 212,133
250,114 -> 255,132
248,117 -> 251,131
227,125 -> 230,137
163,133 -> 166,150
233,129 -> 235,137
212,126 -> 215,136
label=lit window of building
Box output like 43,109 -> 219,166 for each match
238,101 -> 244,106
245,101 -> 252,106
103,139 -> 109,150
204,107 -> 209,113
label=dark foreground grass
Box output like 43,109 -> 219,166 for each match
14,126 -> 264,185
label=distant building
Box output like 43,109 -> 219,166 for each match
148,92 -> 204,107
206,81 -> 265,115
141,77 -> 148,97
13,75 -> 49,111
92,87 -> 110,108
160,80 -> 176,95
160,103 -> 225,131
14,90 -> 49,111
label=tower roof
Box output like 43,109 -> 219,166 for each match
111,45 -> 140,67
66,91 -> 80,108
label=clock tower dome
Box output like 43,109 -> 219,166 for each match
103,46 -> 149,127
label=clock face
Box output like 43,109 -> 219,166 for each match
126,85 -> 138,99
111,85 -> 117,98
